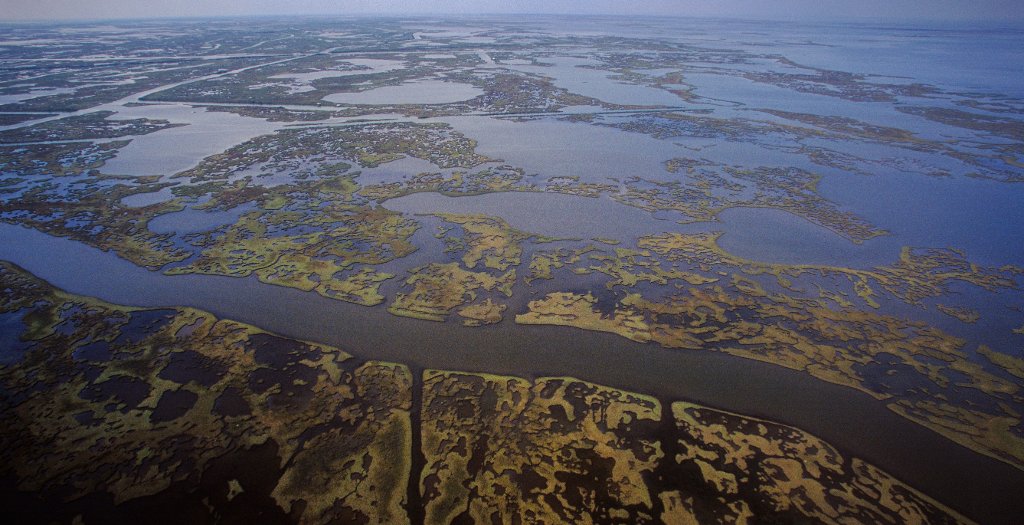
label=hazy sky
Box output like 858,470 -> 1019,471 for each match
2,0 -> 1022,23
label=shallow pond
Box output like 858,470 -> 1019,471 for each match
323,80 -> 483,105
147,203 -> 255,234
442,115 -> 682,183
508,55 -> 685,106
383,191 -> 675,240
102,104 -> 280,177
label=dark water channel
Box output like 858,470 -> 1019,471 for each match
1,223 -> 1022,523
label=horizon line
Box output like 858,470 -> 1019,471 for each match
2,11 -> 1023,27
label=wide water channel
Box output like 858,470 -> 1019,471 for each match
1,222 -> 1021,524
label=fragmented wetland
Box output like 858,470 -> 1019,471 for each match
1,15 -> 1023,524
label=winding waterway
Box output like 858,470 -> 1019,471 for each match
2,222 -> 1021,524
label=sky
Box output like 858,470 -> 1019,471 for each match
1,0 -> 1022,23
